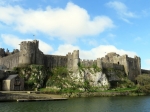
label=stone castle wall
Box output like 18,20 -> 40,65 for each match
0,53 -> 19,69
80,59 -> 97,67
102,63 -> 124,71
141,69 -> 150,74
100,52 -> 141,81
19,40 -> 39,66
44,55 -> 67,68
0,40 -> 142,81
127,56 -> 141,80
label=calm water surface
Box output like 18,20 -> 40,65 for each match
0,96 -> 150,112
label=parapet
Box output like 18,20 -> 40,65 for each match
20,40 -> 39,47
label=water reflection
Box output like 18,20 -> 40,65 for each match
0,96 -> 150,112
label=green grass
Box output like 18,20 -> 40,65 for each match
102,87 -> 138,92
39,86 -> 138,94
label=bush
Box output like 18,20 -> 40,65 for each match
136,74 -> 150,94
136,74 -> 150,86
13,65 -> 50,90
46,67 -> 70,90
137,84 -> 150,94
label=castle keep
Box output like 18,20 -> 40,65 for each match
0,40 -> 141,80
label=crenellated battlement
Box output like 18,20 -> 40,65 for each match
80,59 -> 96,67
0,40 -> 141,80
19,40 -> 39,66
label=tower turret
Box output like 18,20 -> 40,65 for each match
97,58 -> 102,69
67,52 -> 73,70
134,55 -> 141,75
72,50 -> 79,71
19,40 -> 39,66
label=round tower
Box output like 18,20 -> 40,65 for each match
67,52 -> 73,70
73,50 -> 79,71
19,40 -> 39,67
97,58 -> 102,69
134,55 -> 141,75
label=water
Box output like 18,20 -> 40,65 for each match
0,96 -> 150,112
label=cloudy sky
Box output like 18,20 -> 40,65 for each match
0,0 -> 150,69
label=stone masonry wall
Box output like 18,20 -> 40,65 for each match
80,59 -> 97,68
44,55 -> 67,68
102,63 -> 124,71
0,40 -> 141,81
0,53 -> 19,69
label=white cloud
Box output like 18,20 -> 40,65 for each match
1,34 -> 137,60
0,2 -> 114,43
1,34 -> 21,49
106,1 -> 137,23
1,34 -> 53,54
53,44 -> 137,59
53,44 -> 79,55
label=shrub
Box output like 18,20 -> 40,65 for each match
136,74 -> 150,94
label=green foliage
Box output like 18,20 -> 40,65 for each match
92,64 -> 101,72
13,65 -> 50,90
105,87 -> 137,92
117,78 -> 135,88
136,74 -> 150,94
137,84 -> 150,94
46,67 -> 70,90
83,80 -> 91,92
136,74 -> 150,86
77,62 -> 84,73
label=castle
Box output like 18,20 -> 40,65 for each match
0,40 -> 142,81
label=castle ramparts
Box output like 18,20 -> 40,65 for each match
0,40 -> 142,80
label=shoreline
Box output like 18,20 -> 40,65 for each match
0,91 -> 67,102
62,91 -> 147,98
0,91 -> 147,102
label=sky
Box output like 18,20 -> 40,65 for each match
0,0 -> 150,69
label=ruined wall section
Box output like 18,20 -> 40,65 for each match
101,53 -> 128,73
44,55 -> 67,68
0,53 -> 19,69
102,63 -> 124,70
101,52 -> 141,80
102,63 -> 125,82
112,54 -> 128,76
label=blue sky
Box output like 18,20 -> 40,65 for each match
0,0 -> 150,69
